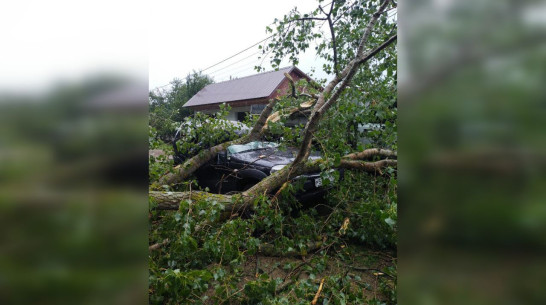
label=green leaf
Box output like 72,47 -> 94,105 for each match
384,217 -> 396,228
334,154 -> 341,167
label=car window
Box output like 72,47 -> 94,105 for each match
227,141 -> 278,155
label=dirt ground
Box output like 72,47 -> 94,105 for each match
201,246 -> 395,304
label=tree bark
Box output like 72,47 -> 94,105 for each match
158,138 -> 246,187
343,148 -> 397,160
150,158 -> 397,211
150,191 -> 234,210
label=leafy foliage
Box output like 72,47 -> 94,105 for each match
149,72 -> 213,142
172,105 -> 243,163
149,127 -> 175,184
149,0 -> 397,304
149,176 -> 397,304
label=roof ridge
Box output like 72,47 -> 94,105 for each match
210,66 -> 294,85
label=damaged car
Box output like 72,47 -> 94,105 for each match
191,141 -> 342,202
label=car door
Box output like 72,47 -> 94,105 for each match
214,151 -> 239,193
194,151 -> 238,194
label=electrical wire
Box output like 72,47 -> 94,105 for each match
208,51 -> 261,76
200,35 -> 274,73
212,64 -> 260,82
151,35 -> 273,90
151,0 -> 337,90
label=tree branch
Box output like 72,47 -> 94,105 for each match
149,191 -> 234,210
292,0 -> 393,165
157,138 -> 247,187
311,278 -> 326,305
338,159 -> 397,174
262,99 -> 315,132
240,156 -> 397,200
320,1 -> 338,75
343,148 -> 397,160
292,17 -> 327,22
158,97 -> 280,187
149,239 -> 169,251
150,156 -> 397,211
357,34 -> 398,65
355,0 -> 392,57
284,72 -> 297,98
248,97 -> 279,139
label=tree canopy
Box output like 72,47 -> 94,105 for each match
149,72 -> 213,141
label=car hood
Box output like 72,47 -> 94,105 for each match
230,147 -> 321,168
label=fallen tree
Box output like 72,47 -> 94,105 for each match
150,1 -> 398,303
150,148 -> 397,211
153,0 -> 397,204
158,97 -> 278,186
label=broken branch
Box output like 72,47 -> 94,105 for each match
149,239 -> 169,251
343,148 -> 397,160
311,278 -> 326,305
151,154 -> 397,211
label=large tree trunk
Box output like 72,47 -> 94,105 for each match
158,138 -> 246,186
150,191 -> 234,210
150,154 -> 397,212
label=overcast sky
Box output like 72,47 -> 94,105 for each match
1,0 -> 329,94
1,0 -> 148,94
149,0 -> 331,89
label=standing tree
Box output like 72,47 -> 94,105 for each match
149,72 -> 213,141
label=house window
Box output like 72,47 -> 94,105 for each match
237,112 -> 247,122
250,104 -> 266,114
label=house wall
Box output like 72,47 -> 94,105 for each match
227,106 -> 251,121
269,70 -> 307,99
199,106 -> 250,122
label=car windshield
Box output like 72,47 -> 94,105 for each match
227,141 -> 279,155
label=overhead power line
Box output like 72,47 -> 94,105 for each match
213,65 -> 258,82
200,34 -> 274,73
208,51 -> 261,76
151,3 -> 336,90
200,0 -> 337,75
151,35 -> 274,90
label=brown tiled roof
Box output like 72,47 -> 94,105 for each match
184,66 -> 304,108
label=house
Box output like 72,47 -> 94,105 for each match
183,66 -> 314,122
